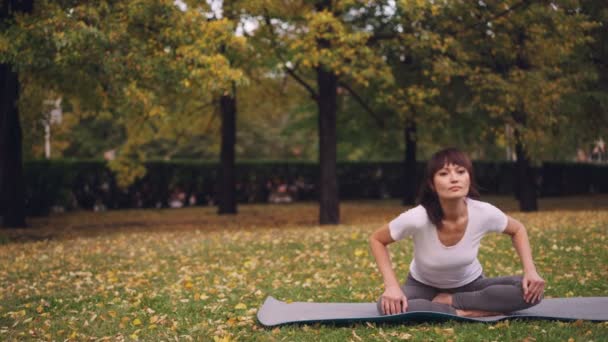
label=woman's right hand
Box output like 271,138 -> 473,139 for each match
381,285 -> 408,315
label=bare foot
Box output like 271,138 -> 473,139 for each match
455,309 -> 503,318
432,293 -> 453,306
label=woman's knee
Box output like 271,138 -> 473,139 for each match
520,294 -> 544,310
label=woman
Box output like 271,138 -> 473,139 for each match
369,148 -> 545,317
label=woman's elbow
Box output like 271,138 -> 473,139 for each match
369,225 -> 392,246
504,217 -> 526,237
368,233 -> 380,247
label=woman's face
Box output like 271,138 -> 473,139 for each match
432,163 -> 470,200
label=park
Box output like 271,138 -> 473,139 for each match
1,0 -> 608,341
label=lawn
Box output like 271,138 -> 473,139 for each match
1,196 -> 607,341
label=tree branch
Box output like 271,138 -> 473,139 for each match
367,32 -> 399,45
285,66 -> 318,100
190,100 -> 217,114
338,81 -> 385,128
261,10 -> 319,100
461,0 -> 532,33
203,109 -> 218,135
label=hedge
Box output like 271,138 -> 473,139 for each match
22,159 -> 608,216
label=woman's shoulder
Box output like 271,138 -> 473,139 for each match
393,204 -> 430,226
466,198 -> 509,232
388,204 -> 430,238
466,197 -> 507,219
467,197 -> 499,211
406,204 -> 429,217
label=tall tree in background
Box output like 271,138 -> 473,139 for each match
383,1 -> 452,205
451,0 -> 595,211
219,82 -> 238,214
569,0 -> 608,150
1,1 -> 244,219
0,0 -> 33,228
103,3 -> 245,189
213,1 -> 249,215
251,0 -> 394,224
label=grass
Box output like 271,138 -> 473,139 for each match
1,195 -> 608,341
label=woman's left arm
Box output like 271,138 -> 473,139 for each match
503,216 -> 545,303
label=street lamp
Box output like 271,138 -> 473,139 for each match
42,98 -> 62,159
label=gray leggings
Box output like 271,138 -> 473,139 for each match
377,273 -> 542,315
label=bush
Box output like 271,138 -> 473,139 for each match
23,159 -> 608,216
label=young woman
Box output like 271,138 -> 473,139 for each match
369,148 -> 545,317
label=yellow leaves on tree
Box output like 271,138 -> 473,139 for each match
288,10 -> 392,89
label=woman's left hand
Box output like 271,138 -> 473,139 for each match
522,270 -> 545,303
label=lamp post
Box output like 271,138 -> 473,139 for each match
42,98 -> 62,159
505,123 -> 515,161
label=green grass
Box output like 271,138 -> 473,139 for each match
1,196 -> 608,341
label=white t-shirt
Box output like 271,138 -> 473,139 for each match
388,198 -> 508,289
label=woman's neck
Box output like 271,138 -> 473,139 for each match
439,197 -> 468,222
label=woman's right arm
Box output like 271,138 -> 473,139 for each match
369,224 -> 408,315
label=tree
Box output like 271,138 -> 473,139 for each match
452,0 -> 595,210
1,1 -> 244,221
382,1 -> 453,205
214,1 -> 247,215
565,0 -> 608,156
250,0 -> 394,224
0,0 -> 33,228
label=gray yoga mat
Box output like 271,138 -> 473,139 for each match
257,296 -> 608,327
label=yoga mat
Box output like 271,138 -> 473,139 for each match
257,296 -> 608,327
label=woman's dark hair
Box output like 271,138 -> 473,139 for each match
417,147 -> 480,229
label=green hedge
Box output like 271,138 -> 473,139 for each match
22,159 -> 608,216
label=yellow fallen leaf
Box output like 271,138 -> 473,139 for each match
227,317 -> 237,326
399,332 -> 412,340
132,318 -> 142,326
213,336 -> 231,342
234,303 -> 247,310
354,249 -> 366,257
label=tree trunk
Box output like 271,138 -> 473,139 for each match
0,0 -> 32,228
0,63 -> 27,228
317,66 -> 339,224
514,129 -> 538,212
509,31 -> 537,211
218,84 -> 237,215
402,119 -> 417,205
